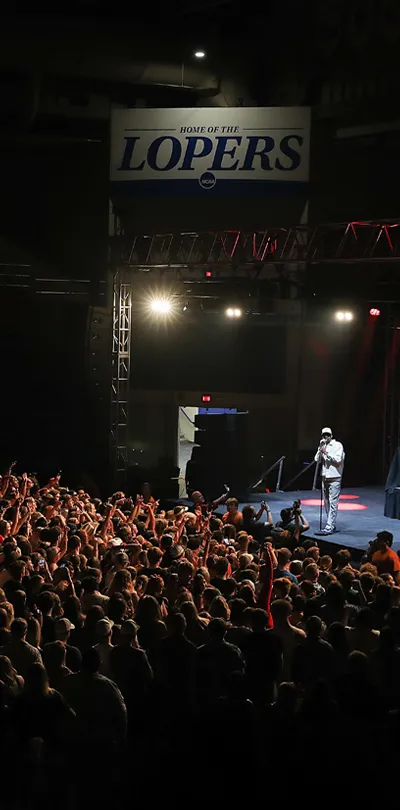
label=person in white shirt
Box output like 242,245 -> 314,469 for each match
314,427 -> 345,536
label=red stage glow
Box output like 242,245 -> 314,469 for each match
337,503 -> 368,511
302,498 -> 368,511
201,395 -> 211,403
369,308 -> 380,317
338,494 -> 359,500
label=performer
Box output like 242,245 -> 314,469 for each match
314,427 -> 345,536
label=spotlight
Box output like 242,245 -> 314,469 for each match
150,298 -> 172,314
370,308 -> 381,317
334,310 -> 353,322
194,50 -> 206,58
225,307 -> 242,319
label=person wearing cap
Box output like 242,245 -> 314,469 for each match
104,549 -> 130,588
43,640 -> 73,691
54,617 -> 82,673
314,427 -> 345,536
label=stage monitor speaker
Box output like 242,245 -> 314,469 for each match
186,411 -> 250,496
385,447 -> 400,519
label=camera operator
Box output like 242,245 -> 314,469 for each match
272,500 -> 310,546
240,501 -> 273,543
364,530 -> 400,581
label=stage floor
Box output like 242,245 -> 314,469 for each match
171,486 -> 399,555
226,487 -> 399,553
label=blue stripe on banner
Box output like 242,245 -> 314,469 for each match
110,179 -> 308,198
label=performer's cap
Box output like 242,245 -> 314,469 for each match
321,427 -> 332,435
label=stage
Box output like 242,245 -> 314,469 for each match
170,486 -> 399,557
237,487 -> 399,554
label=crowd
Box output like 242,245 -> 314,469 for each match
1,467 -> 400,797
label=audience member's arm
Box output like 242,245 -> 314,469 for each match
14,507 -> 31,535
352,577 -> 367,604
10,499 -> 21,536
255,502 -> 273,524
0,475 -> 8,499
299,511 -> 310,533
55,527 -> 68,562
100,503 -> 115,541
194,507 -> 203,532
127,496 -> 143,524
19,472 -> 28,501
175,514 -> 188,541
202,535 -> 211,567
256,544 -> 274,626
46,472 -> 62,490
144,504 -> 156,532
62,567 -> 76,596
211,485 -> 230,510
0,461 -> 17,499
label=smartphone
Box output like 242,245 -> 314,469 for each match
38,557 -> 46,569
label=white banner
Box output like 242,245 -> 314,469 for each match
110,107 -> 310,195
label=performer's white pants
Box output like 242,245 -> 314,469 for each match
323,477 -> 341,531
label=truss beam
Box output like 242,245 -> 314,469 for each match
110,270 -> 132,481
109,219 -> 400,270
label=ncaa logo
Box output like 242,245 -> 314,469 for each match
199,171 -> 216,190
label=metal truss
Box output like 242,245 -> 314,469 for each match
111,219 -> 400,271
110,270 -> 132,482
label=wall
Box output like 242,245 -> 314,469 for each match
127,322 -> 305,486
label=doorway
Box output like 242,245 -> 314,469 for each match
178,407 -> 198,497
178,406 -> 238,497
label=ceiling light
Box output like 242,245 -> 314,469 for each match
334,310 -> 353,323
150,298 -> 172,314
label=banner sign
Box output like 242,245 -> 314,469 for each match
110,107 -> 310,195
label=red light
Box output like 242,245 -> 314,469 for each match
201,395 -> 211,403
205,271 -> 212,278
370,308 -> 380,317
301,498 -> 368,511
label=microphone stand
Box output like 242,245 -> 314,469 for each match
320,471 -> 324,532
318,441 -> 327,532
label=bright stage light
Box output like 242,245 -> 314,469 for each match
225,307 -> 242,318
370,307 -> 380,317
194,50 -> 206,58
150,298 -> 172,314
234,308 -> 242,317
334,310 -> 353,322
